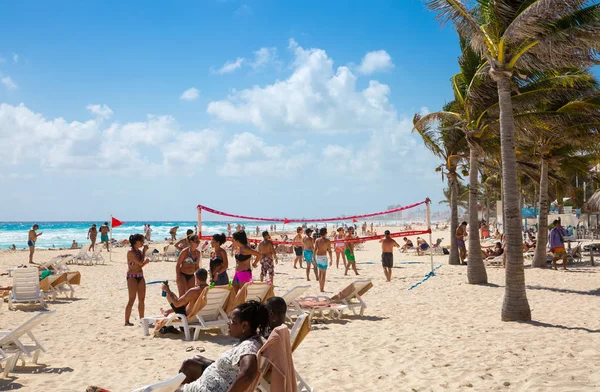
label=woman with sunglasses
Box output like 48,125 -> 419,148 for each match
176,234 -> 201,296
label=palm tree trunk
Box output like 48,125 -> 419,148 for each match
448,173 -> 461,265
495,73 -> 531,322
467,145 -> 487,283
532,159 -> 549,268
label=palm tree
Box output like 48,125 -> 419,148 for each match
440,182 -> 469,210
413,112 -> 467,265
424,0 -> 600,321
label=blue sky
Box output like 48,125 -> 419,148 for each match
0,0 -> 460,221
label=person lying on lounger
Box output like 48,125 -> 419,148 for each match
160,269 -> 209,317
481,242 -> 503,258
177,301 -> 270,392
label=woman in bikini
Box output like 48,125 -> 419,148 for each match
176,235 -> 201,297
334,227 -> 347,269
231,231 -> 262,294
209,233 -> 229,286
125,233 -> 150,326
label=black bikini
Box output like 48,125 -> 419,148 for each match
235,253 -> 252,262
180,248 -> 199,281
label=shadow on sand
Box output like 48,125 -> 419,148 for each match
521,320 -> 600,334
526,285 -> 600,297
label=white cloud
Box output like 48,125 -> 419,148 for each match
86,104 -> 113,119
1,76 -> 17,90
0,103 -> 218,174
219,132 -> 310,177
215,58 -> 245,74
180,87 -> 200,101
357,50 -> 394,75
12,53 -> 19,63
251,47 -> 277,69
207,41 -> 397,132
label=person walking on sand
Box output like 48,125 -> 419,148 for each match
99,222 -> 110,252
253,231 -> 278,284
550,219 -> 568,271
169,226 -> 179,242
88,224 -> 98,251
456,221 -> 468,264
381,230 -> 399,282
314,228 -> 333,292
146,224 -> 152,241
292,227 -> 304,269
303,229 -> 318,281
344,227 -> 359,276
125,234 -> 150,326
334,227 -> 347,268
28,224 -> 42,264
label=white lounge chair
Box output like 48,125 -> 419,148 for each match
8,268 -> 45,310
70,244 -> 91,264
162,246 -> 178,262
39,255 -> 72,273
245,282 -> 272,303
330,279 -> 372,316
40,273 -> 74,300
0,310 -> 55,368
0,348 -> 19,378
281,285 -> 311,320
90,247 -> 105,265
141,287 -> 230,341
131,373 -> 185,392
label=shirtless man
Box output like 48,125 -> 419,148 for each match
456,221 -> 468,264
381,230 -> 399,282
344,227 -> 359,276
88,224 -> 98,251
169,226 -> 179,242
302,229 -> 318,281
253,231 -> 278,284
314,228 -> 333,292
28,224 -> 42,264
99,222 -> 110,251
292,227 -> 304,269
160,268 -> 209,317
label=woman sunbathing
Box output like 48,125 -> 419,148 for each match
177,300 -> 269,392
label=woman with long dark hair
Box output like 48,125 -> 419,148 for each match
231,231 -> 262,293
176,235 -> 201,296
125,233 -> 150,326
209,233 -> 229,286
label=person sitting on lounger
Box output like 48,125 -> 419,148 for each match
400,237 -> 413,252
481,242 -> 503,258
264,296 -> 287,338
160,268 -> 209,317
177,300 -> 269,392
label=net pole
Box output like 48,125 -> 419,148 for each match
426,199 -> 433,273
197,207 -> 202,238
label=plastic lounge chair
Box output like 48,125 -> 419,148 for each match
245,282 -> 273,303
141,287 -> 230,341
39,273 -> 73,300
8,268 -> 45,310
0,310 -> 55,367
281,285 -> 311,320
0,348 -> 19,378
330,279 -> 372,316
130,373 -> 186,392
39,255 -> 72,273
162,246 -> 178,262
70,244 -> 91,265
90,248 -> 105,265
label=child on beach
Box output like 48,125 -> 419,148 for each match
302,229 -> 318,281
254,231 -> 278,284
125,234 -> 150,326
314,228 -> 333,292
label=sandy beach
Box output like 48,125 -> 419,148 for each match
1,227 -> 599,391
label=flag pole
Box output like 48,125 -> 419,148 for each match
426,198 -> 434,274
109,215 -> 113,262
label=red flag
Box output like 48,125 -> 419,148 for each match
111,217 -> 125,228
283,219 -> 291,225
353,219 -> 358,223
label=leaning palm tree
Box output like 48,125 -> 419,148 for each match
413,112 -> 467,265
424,0 -> 600,321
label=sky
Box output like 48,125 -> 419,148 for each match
0,0 -> 461,221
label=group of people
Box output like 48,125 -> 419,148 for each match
87,223 -> 111,252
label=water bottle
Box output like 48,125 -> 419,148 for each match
161,280 -> 168,297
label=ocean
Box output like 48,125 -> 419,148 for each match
0,221 -> 281,250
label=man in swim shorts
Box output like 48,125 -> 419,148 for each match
293,227 -> 304,269
456,221 -> 468,264
99,222 -> 110,252
401,237 -> 413,252
302,228 -> 318,281
161,269 -> 209,317
344,227 -> 359,276
28,224 -> 42,264
416,237 -> 430,256
254,231 -> 278,284
381,230 -> 399,282
314,227 -> 333,292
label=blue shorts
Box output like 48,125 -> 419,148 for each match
315,255 -> 328,270
27,240 -> 35,247
303,250 -> 314,263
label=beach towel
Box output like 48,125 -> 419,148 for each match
296,297 -> 346,313
252,326 -> 297,392
153,286 -> 209,336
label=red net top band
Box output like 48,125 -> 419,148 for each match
198,198 -> 430,224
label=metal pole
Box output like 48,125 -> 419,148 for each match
109,215 -> 112,262
426,198 -> 434,274
197,207 -> 202,239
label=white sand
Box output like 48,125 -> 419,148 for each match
1,228 -> 599,391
